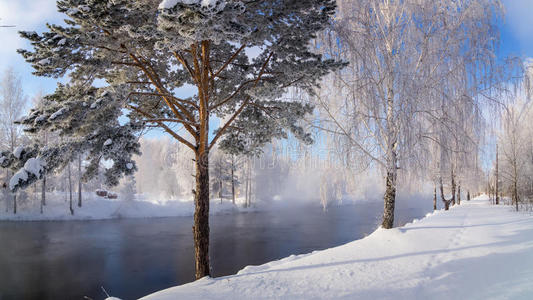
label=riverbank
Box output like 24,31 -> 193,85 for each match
0,193 -> 246,221
141,195 -> 533,300
0,190 -> 431,221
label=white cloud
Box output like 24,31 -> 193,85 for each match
0,0 -> 63,56
0,0 -> 64,98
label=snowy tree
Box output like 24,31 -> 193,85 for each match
16,0 -> 343,278
135,137 -> 186,199
0,68 -> 27,213
119,175 -> 137,201
32,92 -> 50,214
210,149 -> 231,203
316,0 -> 503,227
499,99 -> 532,211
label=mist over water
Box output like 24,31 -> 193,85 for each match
0,200 -> 430,300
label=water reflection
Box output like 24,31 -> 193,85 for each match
0,201 -> 427,299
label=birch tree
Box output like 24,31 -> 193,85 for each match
317,0 -> 502,227
0,68 -> 26,214
499,99 -> 532,211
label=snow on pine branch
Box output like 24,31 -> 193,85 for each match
9,157 -> 46,191
159,0 -> 221,9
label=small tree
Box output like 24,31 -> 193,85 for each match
0,69 -> 26,213
16,0 -> 343,279
500,99 -> 532,211
210,150 -> 231,203
316,0 -> 502,227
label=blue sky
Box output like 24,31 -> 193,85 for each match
1,0 -> 533,103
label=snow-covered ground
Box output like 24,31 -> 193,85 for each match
141,195 -> 533,300
0,192 -> 247,221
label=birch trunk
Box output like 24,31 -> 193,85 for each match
41,176 -> 46,214
495,143 -> 500,205
457,185 -> 461,205
382,78 -> 397,229
78,155 -> 82,207
68,163 -> 73,215
433,185 -> 437,211
440,176 -> 451,210
231,156 -> 235,205
451,168 -> 456,206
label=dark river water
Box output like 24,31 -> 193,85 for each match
0,201 -> 428,300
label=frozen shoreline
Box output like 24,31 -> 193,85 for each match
141,195 -> 533,300
0,191 -> 431,222
0,193 -> 247,221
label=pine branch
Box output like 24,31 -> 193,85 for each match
173,51 -> 196,83
126,104 -> 195,150
127,91 -> 199,109
127,52 -> 198,138
212,44 -> 246,79
209,52 -> 274,150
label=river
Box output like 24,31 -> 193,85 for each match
0,201 -> 429,299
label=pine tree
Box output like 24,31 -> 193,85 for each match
16,0 -> 343,279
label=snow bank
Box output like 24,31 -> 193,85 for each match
141,196 -> 533,300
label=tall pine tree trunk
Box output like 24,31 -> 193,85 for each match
467,190 -> 470,201
13,194 -> 16,214
193,148 -> 210,279
193,41 -> 211,280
